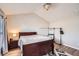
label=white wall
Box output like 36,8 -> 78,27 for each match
35,3 -> 79,50
50,16 -> 79,50
7,13 -> 49,40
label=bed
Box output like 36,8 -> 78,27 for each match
18,32 -> 54,56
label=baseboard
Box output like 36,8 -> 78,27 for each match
54,41 -> 79,50
63,43 -> 79,50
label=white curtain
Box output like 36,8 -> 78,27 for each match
0,16 -> 8,55
0,17 -> 3,55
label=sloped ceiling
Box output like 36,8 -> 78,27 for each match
35,3 -> 79,23
0,3 -> 79,23
0,3 -> 41,15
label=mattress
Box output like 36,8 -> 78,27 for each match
18,35 -> 52,45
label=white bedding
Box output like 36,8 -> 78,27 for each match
18,35 -> 52,45
18,35 -> 52,51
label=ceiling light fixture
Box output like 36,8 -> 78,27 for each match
43,3 -> 52,11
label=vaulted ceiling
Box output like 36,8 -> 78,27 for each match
0,3 -> 79,23
0,3 -> 41,15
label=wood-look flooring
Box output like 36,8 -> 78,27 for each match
4,43 -> 79,56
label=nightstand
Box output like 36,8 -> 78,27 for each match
8,38 -> 18,50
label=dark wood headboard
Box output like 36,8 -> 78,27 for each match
19,32 -> 37,38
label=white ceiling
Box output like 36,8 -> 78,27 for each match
0,3 -> 79,23
35,3 -> 79,22
0,3 -> 42,15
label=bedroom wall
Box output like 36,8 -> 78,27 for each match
35,3 -> 79,50
6,13 -> 49,41
49,16 -> 79,50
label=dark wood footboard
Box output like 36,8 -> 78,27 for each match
23,40 -> 54,56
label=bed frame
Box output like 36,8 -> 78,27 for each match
19,32 -> 37,37
19,32 -> 54,56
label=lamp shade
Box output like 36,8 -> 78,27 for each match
13,33 -> 17,37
